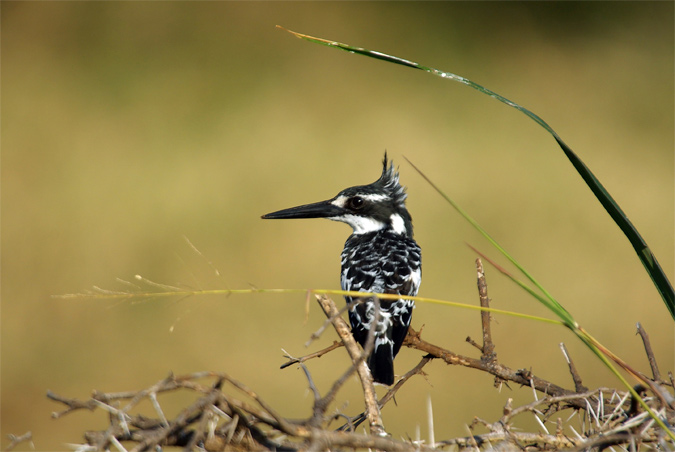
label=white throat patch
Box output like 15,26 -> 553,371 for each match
332,214 -> 386,234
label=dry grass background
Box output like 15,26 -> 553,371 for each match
2,2 -> 673,450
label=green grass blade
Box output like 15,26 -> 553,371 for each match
552,135 -> 675,320
279,26 -> 674,320
405,157 -> 577,328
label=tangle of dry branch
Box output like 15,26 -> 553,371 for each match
41,259 -> 674,451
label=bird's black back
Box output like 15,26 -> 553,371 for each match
341,229 -> 421,384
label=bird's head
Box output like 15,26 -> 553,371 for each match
262,153 -> 414,237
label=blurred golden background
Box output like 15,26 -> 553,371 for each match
2,2 -> 673,449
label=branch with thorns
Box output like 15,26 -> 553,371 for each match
38,258 -> 674,451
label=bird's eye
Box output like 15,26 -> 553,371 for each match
349,196 -> 365,210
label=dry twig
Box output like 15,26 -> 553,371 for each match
42,259 -> 674,451
314,294 -> 385,436
637,322 -> 662,382
5,431 -> 33,452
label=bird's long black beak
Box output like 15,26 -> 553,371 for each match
261,199 -> 343,220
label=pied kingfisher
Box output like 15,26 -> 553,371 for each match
262,153 -> 421,385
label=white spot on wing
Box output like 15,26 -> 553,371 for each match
390,214 -> 406,235
410,267 -> 422,294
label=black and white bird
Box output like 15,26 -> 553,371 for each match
261,154 -> 421,385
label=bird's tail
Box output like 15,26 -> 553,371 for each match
367,339 -> 395,386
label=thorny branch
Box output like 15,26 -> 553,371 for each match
560,342 -> 588,393
47,371 -> 439,452
280,340 -> 343,369
314,294 -> 385,436
404,325 -> 585,407
335,354 -> 435,432
476,258 -> 496,361
637,321 -> 661,382
40,259 -> 674,451
5,432 -> 33,452
44,370 -> 673,452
